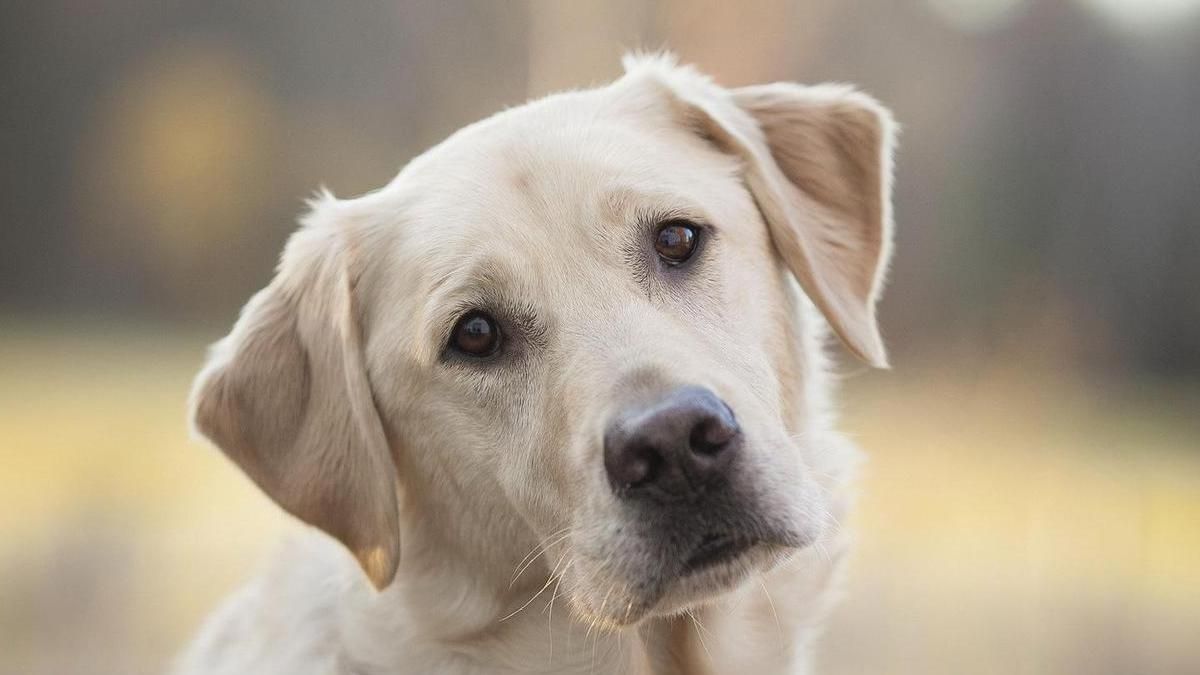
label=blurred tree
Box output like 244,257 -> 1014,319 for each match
0,0 -> 1196,376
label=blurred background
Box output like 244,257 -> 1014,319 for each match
2,1 -> 1198,673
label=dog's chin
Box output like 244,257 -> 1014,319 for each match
568,535 -> 805,630
649,540 -> 798,617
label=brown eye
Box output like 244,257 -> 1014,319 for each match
451,311 -> 501,357
654,221 -> 699,264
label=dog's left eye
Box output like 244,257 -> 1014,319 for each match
655,221 -> 699,264
450,311 -> 502,357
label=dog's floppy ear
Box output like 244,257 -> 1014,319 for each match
626,56 -> 897,367
189,205 -> 400,589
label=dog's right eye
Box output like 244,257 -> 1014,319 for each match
450,311 -> 502,357
655,220 -> 700,265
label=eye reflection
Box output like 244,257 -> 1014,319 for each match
655,221 -> 699,264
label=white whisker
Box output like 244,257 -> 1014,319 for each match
509,526 -> 571,588
687,609 -> 716,668
499,547 -> 571,623
758,575 -> 784,652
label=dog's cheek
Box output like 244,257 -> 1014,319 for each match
505,387 -> 588,530
760,437 -> 831,544
564,526 -> 650,626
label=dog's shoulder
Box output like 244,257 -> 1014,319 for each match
172,535 -> 352,675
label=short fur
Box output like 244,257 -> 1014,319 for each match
177,54 -> 896,675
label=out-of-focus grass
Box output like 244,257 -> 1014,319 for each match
0,321 -> 289,675
0,322 -> 1197,675
829,363 -> 1200,675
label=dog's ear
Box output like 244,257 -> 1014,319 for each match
626,56 -> 896,367
190,206 -> 400,589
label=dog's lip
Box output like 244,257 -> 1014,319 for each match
583,529 -> 808,627
682,532 -> 760,574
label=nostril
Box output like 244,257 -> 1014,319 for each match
689,410 -> 738,456
607,442 -> 662,492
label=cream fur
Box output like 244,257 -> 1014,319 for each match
176,54 -> 896,675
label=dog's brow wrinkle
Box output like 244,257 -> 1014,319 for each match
421,254 -> 555,362
598,186 -> 638,223
511,166 -> 533,192
599,185 -> 712,229
424,257 -> 510,331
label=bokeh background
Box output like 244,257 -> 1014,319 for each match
2,1 -> 1198,673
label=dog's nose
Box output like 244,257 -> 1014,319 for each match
604,386 -> 741,500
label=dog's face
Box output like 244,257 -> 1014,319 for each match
191,57 -> 894,628
373,104 -> 828,626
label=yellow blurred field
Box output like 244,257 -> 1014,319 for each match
1,322 -> 1197,675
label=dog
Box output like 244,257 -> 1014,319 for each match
175,53 -> 896,675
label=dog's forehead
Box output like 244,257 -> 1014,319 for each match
374,87 -> 747,301
400,89 -> 737,241
355,83 -> 767,363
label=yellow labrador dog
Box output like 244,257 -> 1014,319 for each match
177,54 -> 896,675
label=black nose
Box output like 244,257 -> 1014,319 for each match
604,386 -> 741,501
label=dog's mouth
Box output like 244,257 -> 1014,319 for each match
682,532 -> 758,574
566,523 -> 810,629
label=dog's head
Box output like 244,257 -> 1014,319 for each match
190,56 -> 895,628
